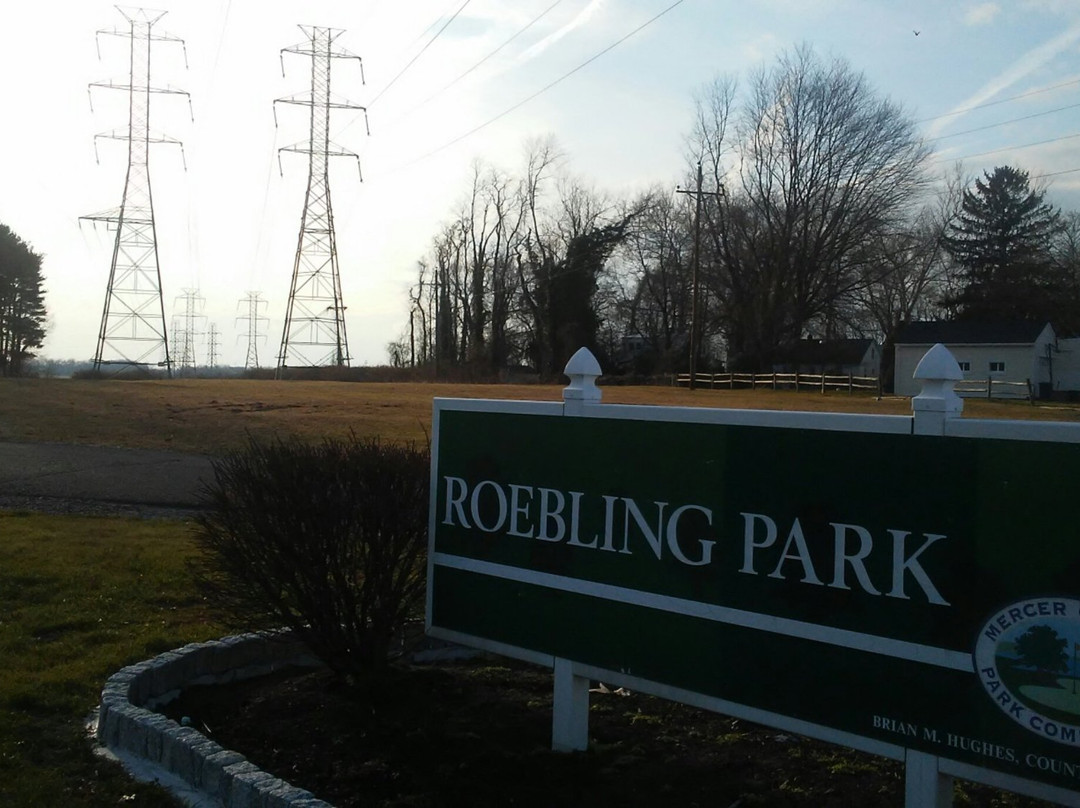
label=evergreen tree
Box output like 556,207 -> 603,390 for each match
941,166 -> 1061,322
0,223 -> 47,376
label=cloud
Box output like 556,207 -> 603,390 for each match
1022,0 -> 1080,17
928,20 -> 1080,136
964,3 -> 1001,26
740,33 -> 782,68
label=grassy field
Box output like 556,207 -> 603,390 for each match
0,511 -> 215,806
2,377 -> 1079,454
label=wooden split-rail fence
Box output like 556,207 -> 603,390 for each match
674,372 -> 1036,401
674,371 -> 879,394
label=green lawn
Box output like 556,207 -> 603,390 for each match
0,511 -> 219,806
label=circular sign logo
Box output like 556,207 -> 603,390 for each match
974,598 -> 1080,748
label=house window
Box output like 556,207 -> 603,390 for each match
957,361 -> 971,372
989,361 -> 1006,374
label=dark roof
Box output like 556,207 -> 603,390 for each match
895,320 -> 1051,346
775,338 -> 874,365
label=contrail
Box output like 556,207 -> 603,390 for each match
515,0 -> 606,65
928,20 -> 1080,138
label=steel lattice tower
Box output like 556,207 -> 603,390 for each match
81,8 -> 190,376
206,322 -> 220,369
174,288 -> 204,373
237,291 -> 269,369
274,25 -> 367,375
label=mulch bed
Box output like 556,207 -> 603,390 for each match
162,656 -> 1050,808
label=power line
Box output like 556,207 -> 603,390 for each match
926,101 -> 1080,142
380,0 -> 568,132
397,0 -> 687,171
932,131 -> 1080,164
1032,166 -> 1080,179
916,77 -> 1080,125
368,0 -> 473,107
209,0 -> 232,79
250,145 -> 278,286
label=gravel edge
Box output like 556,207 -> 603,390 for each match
93,633 -> 332,808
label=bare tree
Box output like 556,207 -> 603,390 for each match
483,166 -> 527,370
409,260 -> 435,366
1050,210 -> 1080,335
432,222 -> 464,365
691,45 -> 930,370
840,167 -> 966,387
514,137 -> 564,376
396,139 -> 654,375
461,162 -> 495,364
609,190 -> 693,370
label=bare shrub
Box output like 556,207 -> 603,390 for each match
191,435 -> 430,677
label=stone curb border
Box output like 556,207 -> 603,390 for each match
95,632 -> 331,808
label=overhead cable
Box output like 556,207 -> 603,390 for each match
1031,166 -> 1080,179
933,131 -> 1080,164
368,0 -> 473,107
398,0 -> 687,170
926,101 -> 1080,142
382,0 -> 569,131
917,77 -> 1080,124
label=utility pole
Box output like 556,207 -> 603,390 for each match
274,25 -> 368,376
236,292 -> 270,370
675,163 -> 723,390
433,265 -> 440,378
81,7 -> 191,377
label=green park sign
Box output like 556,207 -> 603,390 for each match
426,348 -> 1080,806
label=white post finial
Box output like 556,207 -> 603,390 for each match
912,343 -> 963,435
563,347 -> 602,412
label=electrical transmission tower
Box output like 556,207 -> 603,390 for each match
174,288 -> 204,374
206,322 -> 221,369
274,25 -> 368,376
81,8 -> 190,377
236,292 -> 270,369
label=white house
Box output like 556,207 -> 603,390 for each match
1053,337 -> 1080,398
893,321 -> 1056,398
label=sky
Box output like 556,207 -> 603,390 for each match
2,0 -> 1079,368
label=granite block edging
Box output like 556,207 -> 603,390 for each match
94,631 -> 332,808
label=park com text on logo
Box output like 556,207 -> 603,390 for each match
975,598 -> 1080,748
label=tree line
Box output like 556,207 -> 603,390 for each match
392,46 -> 1080,387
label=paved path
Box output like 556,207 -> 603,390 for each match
0,441 -> 215,516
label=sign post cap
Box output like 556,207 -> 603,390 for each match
912,343 -> 963,419
563,347 -> 602,403
913,343 -> 963,383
